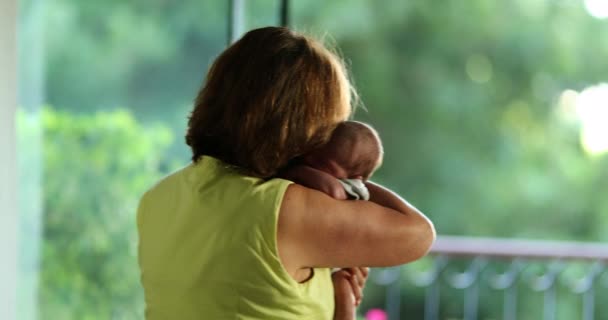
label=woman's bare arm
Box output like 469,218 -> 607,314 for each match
277,183 -> 435,274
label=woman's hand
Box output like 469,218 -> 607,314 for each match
332,267 -> 370,320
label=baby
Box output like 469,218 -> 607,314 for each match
281,121 -> 383,200
281,120 -> 383,310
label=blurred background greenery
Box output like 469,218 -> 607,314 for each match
16,0 -> 608,319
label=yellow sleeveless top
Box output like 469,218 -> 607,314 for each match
137,156 -> 335,319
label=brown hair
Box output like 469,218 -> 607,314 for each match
185,27 -> 355,178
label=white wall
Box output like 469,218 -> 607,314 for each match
0,0 -> 19,319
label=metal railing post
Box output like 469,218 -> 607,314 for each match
399,237 -> 608,320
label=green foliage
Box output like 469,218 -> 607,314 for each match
32,108 -> 173,318
42,0 -> 228,125
292,0 -> 608,241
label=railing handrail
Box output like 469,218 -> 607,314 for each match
430,235 -> 608,261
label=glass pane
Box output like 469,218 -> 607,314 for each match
17,1 -> 228,318
293,0 -> 608,240
245,0 -> 281,30
15,0 -> 608,319
291,1 -> 608,318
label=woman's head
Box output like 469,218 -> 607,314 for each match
186,26 -> 355,178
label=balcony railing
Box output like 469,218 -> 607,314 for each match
369,236 -> 608,320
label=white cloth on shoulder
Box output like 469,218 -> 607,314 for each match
338,178 -> 369,201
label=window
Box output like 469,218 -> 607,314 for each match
13,0 -> 608,319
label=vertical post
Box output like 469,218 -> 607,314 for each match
424,280 -> 440,320
578,262 -> 603,320
504,284 -> 518,320
543,285 -> 556,320
463,281 -> 479,320
423,257 -> 447,320
463,258 -> 485,320
582,289 -> 594,320
228,0 -> 245,45
385,267 -> 401,320
18,0 -> 45,319
280,0 -> 290,27
0,0 -> 19,319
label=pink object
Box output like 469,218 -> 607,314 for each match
365,308 -> 388,320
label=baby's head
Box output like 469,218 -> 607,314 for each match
303,121 -> 383,181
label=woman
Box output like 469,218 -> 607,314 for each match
137,26 -> 435,320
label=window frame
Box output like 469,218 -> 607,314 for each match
0,0 -> 19,318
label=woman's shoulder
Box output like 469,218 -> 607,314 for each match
196,156 -> 294,195
138,155 -> 295,222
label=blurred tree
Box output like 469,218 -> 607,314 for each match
293,0 -> 608,240
43,0 -> 227,126
21,108 -> 174,318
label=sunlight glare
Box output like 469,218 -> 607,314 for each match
576,83 -> 608,155
584,0 -> 608,19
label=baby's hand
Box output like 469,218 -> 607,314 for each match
280,165 -> 348,200
332,267 -> 370,319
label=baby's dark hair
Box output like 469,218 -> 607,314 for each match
326,121 -> 384,179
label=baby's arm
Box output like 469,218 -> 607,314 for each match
280,165 -> 348,200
